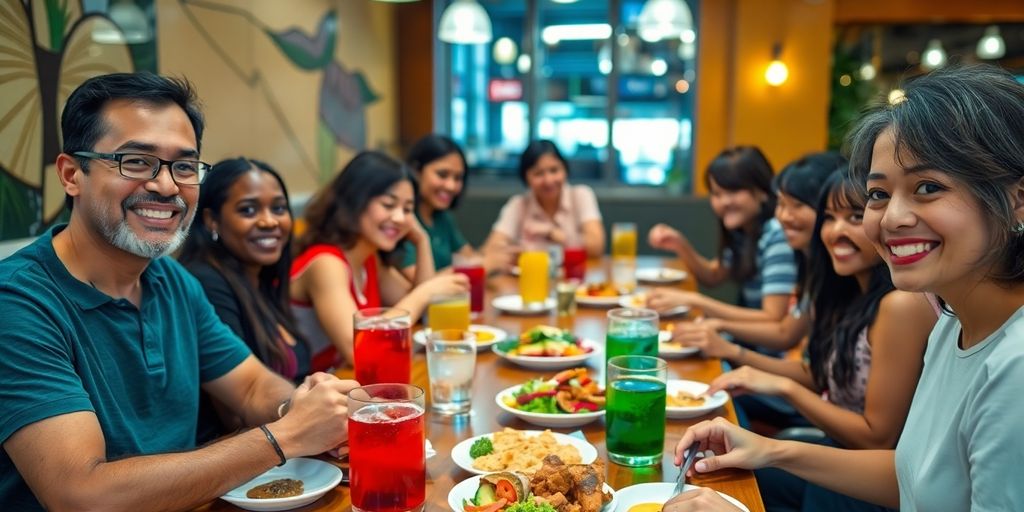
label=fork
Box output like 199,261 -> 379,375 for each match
673,442 -> 700,496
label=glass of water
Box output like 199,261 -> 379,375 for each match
425,329 -> 477,415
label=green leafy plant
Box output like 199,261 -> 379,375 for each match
828,30 -> 879,150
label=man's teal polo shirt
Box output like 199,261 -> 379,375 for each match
0,226 -> 251,510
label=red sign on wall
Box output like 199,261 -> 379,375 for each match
488,79 -> 523,102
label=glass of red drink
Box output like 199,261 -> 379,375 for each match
452,254 -> 485,316
563,245 -> 587,281
354,308 -> 411,385
349,384 -> 426,512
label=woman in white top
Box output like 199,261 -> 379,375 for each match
664,64 -> 1024,512
483,140 -> 605,257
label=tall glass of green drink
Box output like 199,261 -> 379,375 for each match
605,355 -> 667,466
605,308 -> 659,364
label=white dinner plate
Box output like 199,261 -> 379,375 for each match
413,325 -> 507,350
658,330 -> 700,358
491,294 -> 556,315
220,458 -> 343,511
576,289 -> 628,307
635,267 -> 688,284
614,482 -> 749,511
448,474 -> 618,511
665,379 -> 730,419
493,338 -> 601,371
618,293 -> 648,309
451,430 -> 599,475
495,383 -> 605,428
618,294 -> 691,318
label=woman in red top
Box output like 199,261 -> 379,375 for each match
290,151 -> 468,372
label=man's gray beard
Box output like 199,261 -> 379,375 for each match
107,215 -> 193,258
93,201 -> 195,259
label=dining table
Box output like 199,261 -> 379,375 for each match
198,256 -> 766,512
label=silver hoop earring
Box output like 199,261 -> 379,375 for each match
1013,222 -> 1024,235
212,231 -> 219,242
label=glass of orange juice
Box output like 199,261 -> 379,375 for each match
427,292 -> 471,332
612,223 -> 638,292
612,222 -> 638,260
518,250 -> 550,306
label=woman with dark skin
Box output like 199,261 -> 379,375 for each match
179,157 -> 309,441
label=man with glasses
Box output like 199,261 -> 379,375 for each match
0,73 -> 357,510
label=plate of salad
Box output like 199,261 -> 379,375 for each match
492,326 -> 601,371
495,368 -> 605,428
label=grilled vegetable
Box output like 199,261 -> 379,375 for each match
473,481 -> 498,505
481,472 -> 530,504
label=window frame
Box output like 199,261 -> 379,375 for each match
432,0 -> 697,195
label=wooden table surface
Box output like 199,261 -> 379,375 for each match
199,257 -> 764,512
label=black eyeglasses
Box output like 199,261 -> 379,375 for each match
73,151 -> 211,185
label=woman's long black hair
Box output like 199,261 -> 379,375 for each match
296,150 -> 412,267
179,157 -> 308,373
806,169 -> 895,392
406,134 -> 468,210
773,151 -> 847,299
705,146 -> 775,282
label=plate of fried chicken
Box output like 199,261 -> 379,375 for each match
448,455 -> 617,512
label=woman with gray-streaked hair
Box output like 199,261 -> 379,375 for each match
661,64 -> 1024,511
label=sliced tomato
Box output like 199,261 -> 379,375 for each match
463,498 -> 507,512
515,389 -> 557,405
495,479 -> 519,503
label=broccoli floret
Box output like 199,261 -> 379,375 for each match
469,437 -> 494,458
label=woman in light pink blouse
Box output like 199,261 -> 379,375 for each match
483,140 -> 605,257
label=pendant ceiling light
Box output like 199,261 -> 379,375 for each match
637,0 -> 693,43
921,39 -> 947,71
976,26 -> 1006,60
438,0 -> 493,45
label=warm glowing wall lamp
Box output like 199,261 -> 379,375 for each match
765,44 -> 788,86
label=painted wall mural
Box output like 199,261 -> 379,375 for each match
177,0 -> 380,183
0,0 -> 389,242
0,0 -> 137,239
